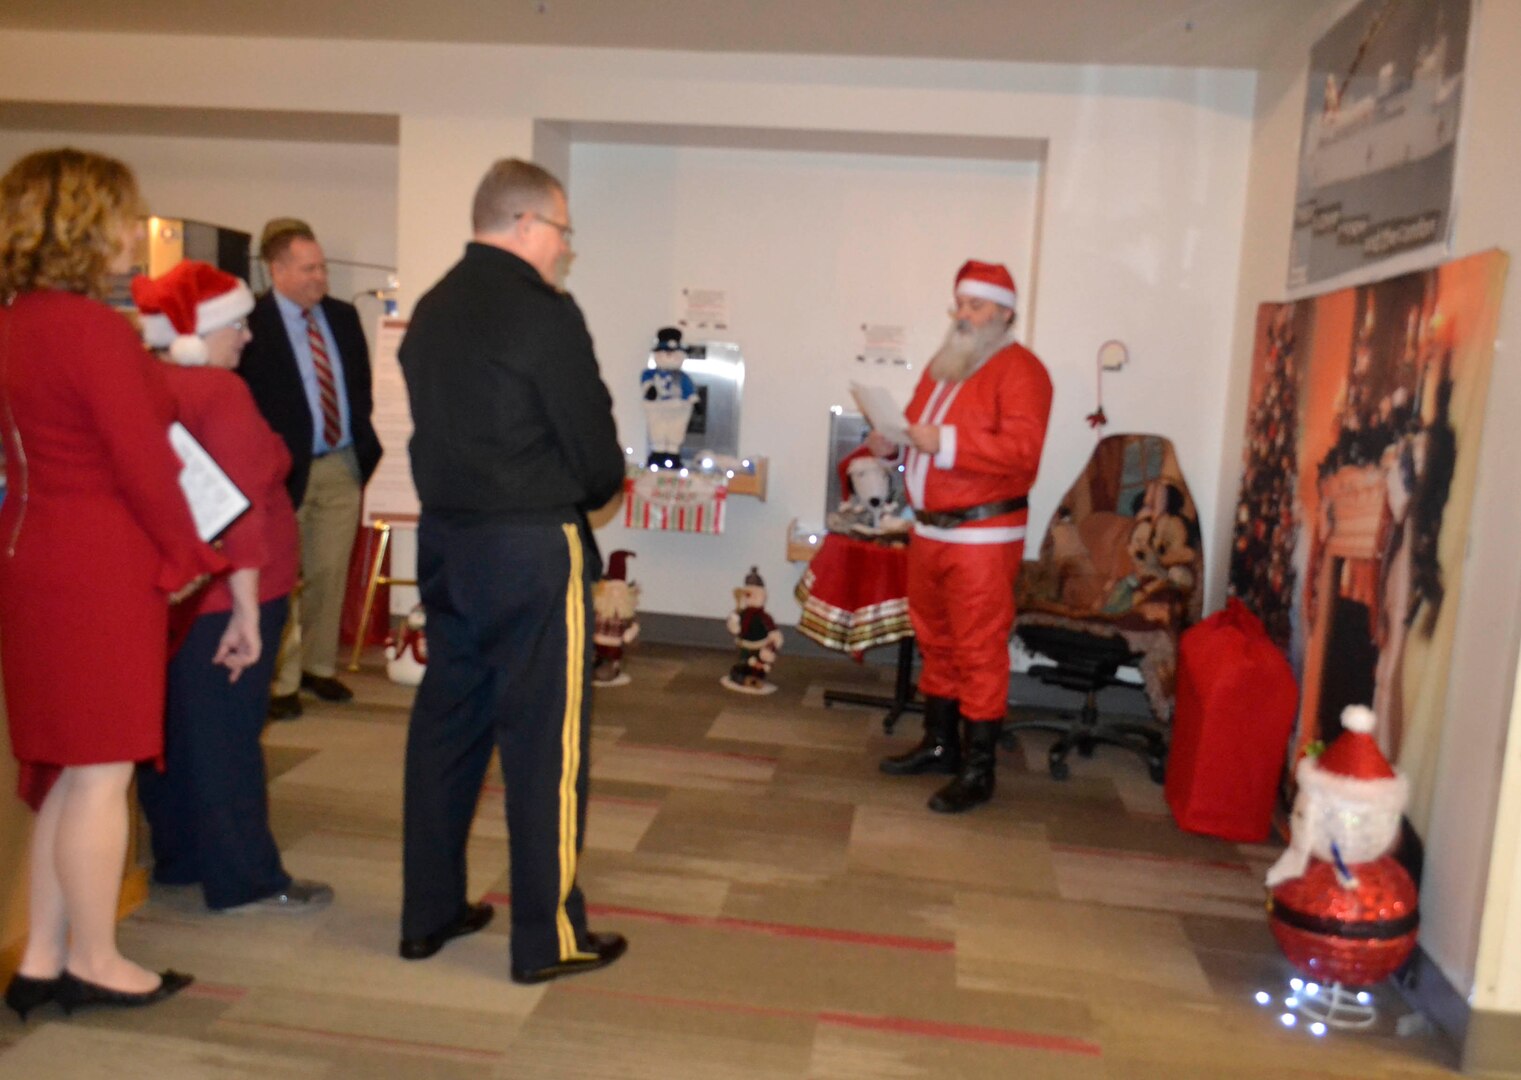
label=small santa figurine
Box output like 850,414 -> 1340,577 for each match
1265,705 -> 1419,990
592,550 -> 640,687
641,326 -> 697,468
385,605 -> 428,687
721,566 -> 784,695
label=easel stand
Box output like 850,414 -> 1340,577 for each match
822,636 -> 923,734
348,517 -> 418,673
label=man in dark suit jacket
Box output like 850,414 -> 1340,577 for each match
239,219 -> 382,718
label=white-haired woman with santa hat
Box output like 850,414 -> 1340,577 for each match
130,260 -> 332,916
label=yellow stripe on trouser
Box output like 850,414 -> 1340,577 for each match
557,525 -> 596,960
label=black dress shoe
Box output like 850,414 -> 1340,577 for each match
5,973 -> 60,1021
56,969 -> 194,1014
511,932 -> 627,985
301,674 -> 354,702
399,901 -> 494,960
266,692 -> 303,721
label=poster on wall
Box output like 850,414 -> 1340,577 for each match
1229,249 -> 1508,834
1287,0 -> 1470,291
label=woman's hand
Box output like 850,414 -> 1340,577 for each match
213,607 -> 262,683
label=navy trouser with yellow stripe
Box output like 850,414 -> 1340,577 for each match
402,513 -> 601,972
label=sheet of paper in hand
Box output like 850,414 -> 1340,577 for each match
848,382 -> 909,445
168,421 -> 250,542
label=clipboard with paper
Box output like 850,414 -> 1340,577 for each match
168,421 -> 249,542
848,382 -> 910,446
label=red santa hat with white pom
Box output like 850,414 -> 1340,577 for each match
954,260 -> 1017,310
131,260 -> 254,366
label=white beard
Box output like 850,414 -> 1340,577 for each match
927,318 -> 1013,382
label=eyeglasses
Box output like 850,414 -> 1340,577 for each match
225,319 -> 249,333
518,212 -> 574,242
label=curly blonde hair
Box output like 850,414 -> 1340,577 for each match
0,148 -> 145,300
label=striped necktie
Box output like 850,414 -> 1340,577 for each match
305,309 -> 343,447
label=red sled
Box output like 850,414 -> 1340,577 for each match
1165,598 -> 1298,842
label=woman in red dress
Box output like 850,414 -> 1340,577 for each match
0,149 -> 226,1018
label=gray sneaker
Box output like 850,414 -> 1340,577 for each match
223,880 -> 334,915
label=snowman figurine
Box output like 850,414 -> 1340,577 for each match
641,326 -> 697,468
385,605 -> 428,687
720,566 -> 784,695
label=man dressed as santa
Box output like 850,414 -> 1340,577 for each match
868,260 -> 1053,813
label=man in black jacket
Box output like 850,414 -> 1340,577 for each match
239,219 -> 383,718
396,158 -> 628,984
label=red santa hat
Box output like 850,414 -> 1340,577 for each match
954,260 -> 1017,310
131,260 -> 254,366
605,550 -> 635,581
837,445 -> 879,502
1296,705 -> 1407,818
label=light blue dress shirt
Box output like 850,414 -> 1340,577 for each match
273,290 -> 353,456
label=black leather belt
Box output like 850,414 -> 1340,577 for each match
914,496 -> 1028,529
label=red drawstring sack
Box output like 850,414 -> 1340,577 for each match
1165,598 -> 1299,842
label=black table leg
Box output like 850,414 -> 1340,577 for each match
823,636 -> 922,733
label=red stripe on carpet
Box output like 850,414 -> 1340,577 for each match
478,893 -> 952,953
186,982 -> 248,1002
217,1018 -> 505,1062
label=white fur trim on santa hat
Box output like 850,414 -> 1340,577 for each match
955,278 -> 1017,310
189,278 -> 254,336
138,312 -> 178,349
1294,755 -> 1409,817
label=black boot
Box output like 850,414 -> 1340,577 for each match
928,720 -> 999,813
879,696 -> 961,776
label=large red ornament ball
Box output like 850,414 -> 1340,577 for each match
1267,855 -> 1419,987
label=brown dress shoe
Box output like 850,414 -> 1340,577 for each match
267,693 -> 303,721
301,674 -> 354,702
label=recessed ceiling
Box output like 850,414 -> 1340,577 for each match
0,0 -> 1339,69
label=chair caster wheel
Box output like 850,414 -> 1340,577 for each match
1148,759 -> 1166,784
1049,757 -> 1070,781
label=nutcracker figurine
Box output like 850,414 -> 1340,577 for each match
720,566 -> 784,695
641,326 -> 696,468
1263,705 -> 1419,1029
592,550 -> 640,687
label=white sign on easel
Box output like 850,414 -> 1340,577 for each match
366,314 -> 419,613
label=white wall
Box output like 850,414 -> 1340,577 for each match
0,128 -> 397,292
568,142 -> 1039,616
0,32 -> 1252,613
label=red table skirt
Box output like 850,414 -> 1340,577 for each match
794,533 -> 911,653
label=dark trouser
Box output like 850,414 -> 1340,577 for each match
139,596 -> 293,909
402,514 -> 600,973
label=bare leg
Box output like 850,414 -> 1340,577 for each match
17,770 -> 72,978
54,762 -> 160,991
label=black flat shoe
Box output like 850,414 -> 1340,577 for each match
56,969 -> 194,1014
511,932 -> 627,985
399,901 -> 494,960
5,973 -> 60,1022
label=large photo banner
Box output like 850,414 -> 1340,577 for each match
1288,0 -> 1470,291
1230,250 -> 1508,833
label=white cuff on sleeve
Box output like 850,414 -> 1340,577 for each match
934,426 -> 957,470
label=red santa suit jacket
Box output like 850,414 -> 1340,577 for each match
901,340 -> 1053,544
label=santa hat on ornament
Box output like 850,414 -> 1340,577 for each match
131,260 -> 254,366
954,260 -> 1017,310
605,550 -> 635,581
1297,705 -> 1408,823
837,445 -> 878,502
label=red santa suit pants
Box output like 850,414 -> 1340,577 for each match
907,533 -> 1025,723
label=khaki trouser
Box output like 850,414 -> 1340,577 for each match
273,447 -> 362,693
